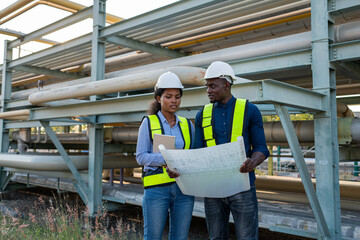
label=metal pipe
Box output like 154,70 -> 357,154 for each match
9,20 -> 360,100
337,102 -> 354,117
12,131 -> 88,144
164,8 -> 311,49
264,118 -> 360,144
0,1 -> 76,25
28,66 -> 206,104
111,127 -> 138,143
0,153 -> 139,171
351,118 -> 360,143
10,118 -> 360,145
143,1 -> 311,44
0,0 -> 32,19
255,175 -> 360,200
126,0 -> 310,42
0,109 -> 29,119
0,0 -> 122,26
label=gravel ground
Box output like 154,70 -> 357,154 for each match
0,185 -> 312,240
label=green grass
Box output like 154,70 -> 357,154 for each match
0,193 -> 142,240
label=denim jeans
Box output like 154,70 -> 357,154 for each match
142,183 -> 195,240
204,186 -> 258,240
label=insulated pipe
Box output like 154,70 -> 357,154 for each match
0,109 -> 29,120
0,0 -> 32,19
109,118 -> 360,145
28,66 -> 206,104
255,175 -> 360,200
12,132 -> 88,144
351,118 -> 360,143
10,118 -> 359,145
264,118 -> 360,144
0,0 -> 123,26
109,118 -> 360,144
337,102 -> 354,117
0,154 -> 139,171
164,8 -> 311,49
264,121 -> 314,144
102,20 -> 360,77
149,1 -> 311,44
111,127 -> 139,143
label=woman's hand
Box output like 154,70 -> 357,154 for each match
166,166 -> 180,178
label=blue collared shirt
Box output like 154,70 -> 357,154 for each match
194,96 -> 269,185
136,111 -> 195,172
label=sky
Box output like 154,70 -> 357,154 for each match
0,0 -> 178,63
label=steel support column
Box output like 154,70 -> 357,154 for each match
87,0 -> 106,215
311,1 -> 341,239
40,120 -> 89,204
0,40 -> 12,190
88,122 -> 103,214
274,104 -> 330,239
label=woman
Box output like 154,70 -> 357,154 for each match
136,71 -> 195,240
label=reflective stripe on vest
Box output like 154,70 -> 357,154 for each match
143,114 -> 191,188
202,99 -> 247,147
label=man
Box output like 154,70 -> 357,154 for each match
194,61 -> 269,240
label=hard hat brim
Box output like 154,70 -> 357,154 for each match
201,76 -> 238,84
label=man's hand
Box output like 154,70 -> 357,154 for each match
166,166 -> 180,178
239,151 -> 266,173
240,158 -> 257,173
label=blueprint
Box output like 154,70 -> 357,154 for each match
159,136 -> 250,198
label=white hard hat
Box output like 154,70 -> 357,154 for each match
155,71 -> 184,90
202,61 -> 237,84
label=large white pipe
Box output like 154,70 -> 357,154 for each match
0,154 -> 139,171
0,109 -> 29,120
28,66 -> 205,105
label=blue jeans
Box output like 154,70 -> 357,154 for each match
143,183 -> 195,240
204,186 -> 258,240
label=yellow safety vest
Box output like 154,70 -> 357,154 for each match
142,114 -> 192,188
202,99 -> 247,147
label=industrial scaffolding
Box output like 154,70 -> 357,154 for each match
1,0 -> 360,239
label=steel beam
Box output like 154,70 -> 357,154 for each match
312,1 -> 342,239
231,50 -> 311,76
100,0 -> 222,38
12,65 -> 85,79
8,7 -> 93,48
105,35 -> 186,58
7,34 -> 91,69
0,172 -> 14,191
28,80 -> 326,120
336,95 -> 360,105
231,80 -> 326,112
275,104 -> 330,239
270,226 -> 317,239
331,40 -> 360,62
4,120 -> 82,129
333,61 -> 360,82
0,28 -> 59,46
328,0 -> 360,14
40,120 -> 89,204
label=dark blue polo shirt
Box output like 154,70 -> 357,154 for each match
194,95 -> 269,186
